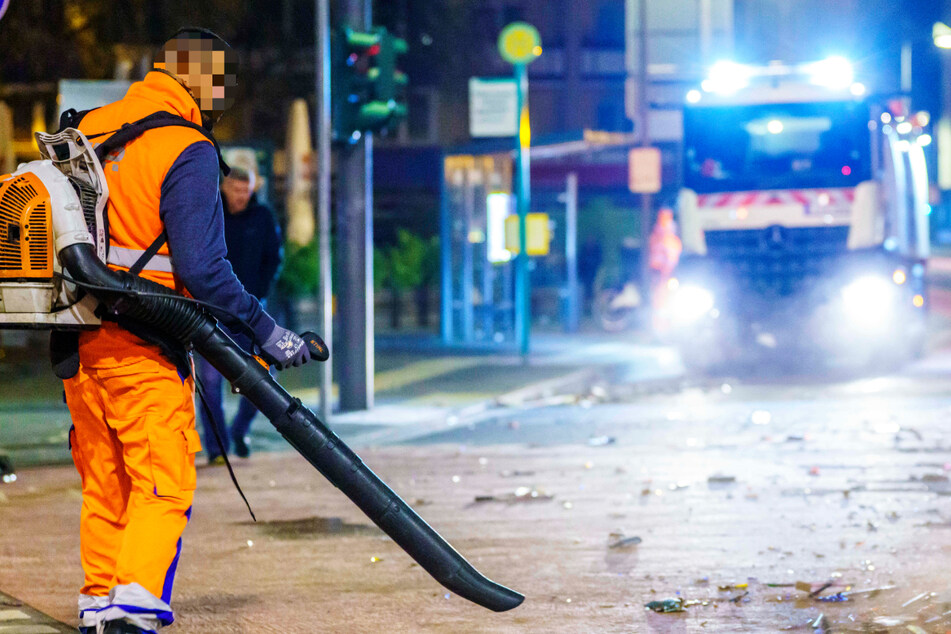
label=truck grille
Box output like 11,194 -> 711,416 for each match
703,226 -> 850,299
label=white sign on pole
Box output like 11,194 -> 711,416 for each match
469,77 -> 518,138
628,146 -> 662,193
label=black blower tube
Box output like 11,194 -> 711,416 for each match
58,243 -> 524,613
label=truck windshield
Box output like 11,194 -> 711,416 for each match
683,101 -> 871,194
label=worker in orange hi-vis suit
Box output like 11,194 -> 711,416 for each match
648,208 -> 683,333
62,29 -> 310,634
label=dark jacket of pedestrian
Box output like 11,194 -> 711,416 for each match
222,192 -> 283,301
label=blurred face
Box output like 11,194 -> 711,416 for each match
221,177 -> 253,214
155,34 -> 238,126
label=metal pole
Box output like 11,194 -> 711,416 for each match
439,156 -> 454,344
338,0 -> 374,412
462,171 -> 475,342
901,41 -> 913,94
698,0 -> 712,62
514,63 -> 531,357
637,0 -> 652,306
315,0 -> 333,422
564,171 -> 579,333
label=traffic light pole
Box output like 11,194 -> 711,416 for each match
637,0 -> 653,307
514,62 -> 531,358
315,0 -> 333,422
338,0 -> 375,411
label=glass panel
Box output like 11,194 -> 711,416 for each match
684,100 -> 872,193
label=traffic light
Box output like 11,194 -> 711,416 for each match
332,26 -> 408,143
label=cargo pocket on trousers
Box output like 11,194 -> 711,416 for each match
147,428 -> 197,499
68,425 -> 85,488
182,428 -> 202,491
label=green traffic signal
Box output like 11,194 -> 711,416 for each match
332,26 -> 409,143
344,28 -> 380,50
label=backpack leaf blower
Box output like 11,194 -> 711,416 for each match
0,127 -> 523,612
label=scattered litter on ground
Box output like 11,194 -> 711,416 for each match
473,486 -> 554,504
588,435 -> 616,447
842,584 -> 898,597
608,536 -> 642,549
750,410 -> 772,425
708,474 -> 736,484
645,598 -> 685,613
499,469 -> 535,478
718,582 -> 748,591
370,556 -> 382,563
901,592 -> 933,608
730,591 -> 749,604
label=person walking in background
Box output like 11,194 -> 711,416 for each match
197,166 -> 284,462
648,208 -> 683,333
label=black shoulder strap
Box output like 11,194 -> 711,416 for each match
94,111 -> 231,175
128,230 -> 169,276
95,111 -> 228,273
57,107 -> 96,133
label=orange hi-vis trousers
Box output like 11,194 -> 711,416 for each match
64,324 -> 202,629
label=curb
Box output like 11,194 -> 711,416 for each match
345,366 -> 606,446
0,590 -> 74,633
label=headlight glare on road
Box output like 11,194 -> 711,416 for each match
841,276 -> 896,330
670,285 -> 715,324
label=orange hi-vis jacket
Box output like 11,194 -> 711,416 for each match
65,71 -> 209,630
76,71 -> 213,368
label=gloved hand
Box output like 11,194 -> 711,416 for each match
260,325 -> 311,370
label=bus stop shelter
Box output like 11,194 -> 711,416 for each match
439,132 -> 664,348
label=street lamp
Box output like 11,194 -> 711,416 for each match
933,22 -> 951,49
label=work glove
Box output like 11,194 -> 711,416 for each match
261,324 -> 311,370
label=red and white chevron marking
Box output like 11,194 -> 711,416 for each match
697,188 -> 855,208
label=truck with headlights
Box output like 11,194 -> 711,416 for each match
668,58 -> 930,370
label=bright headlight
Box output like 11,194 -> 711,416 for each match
670,285 -> 715,324
703,61 -> 750,94
841,276 -> 895,330
808,56 -> 854,89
